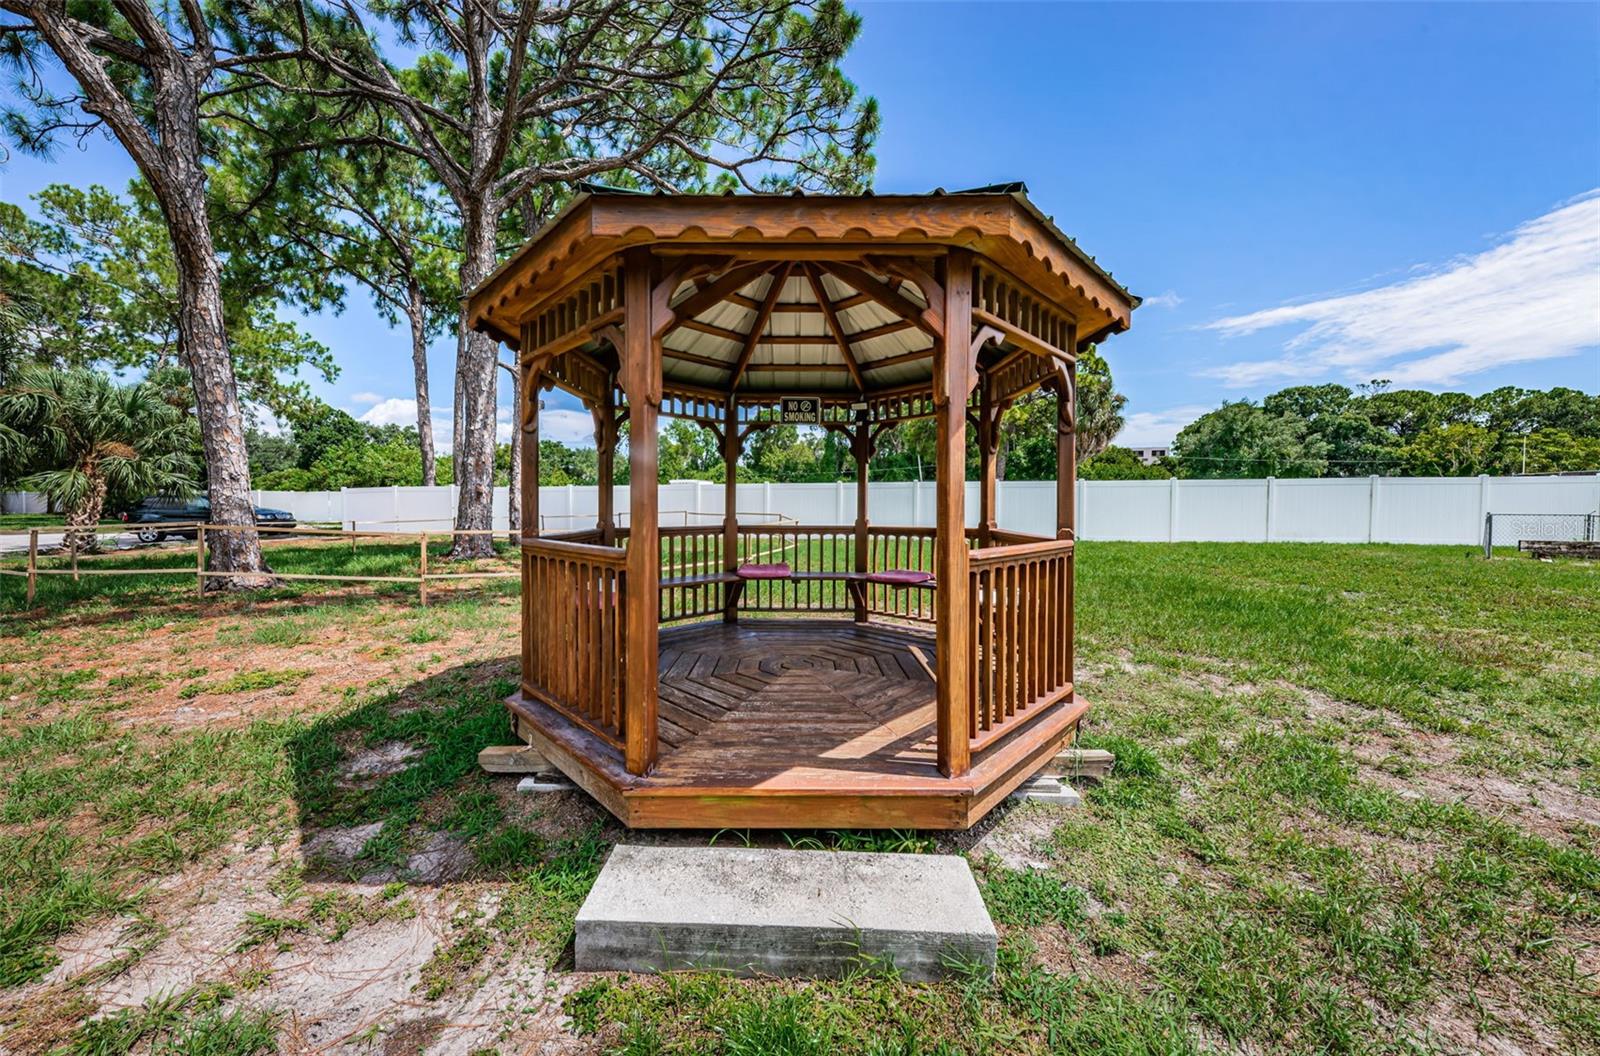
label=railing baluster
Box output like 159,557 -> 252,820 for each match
964,536 -> 1075,752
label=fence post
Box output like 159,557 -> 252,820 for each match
1264,476 -> 1277,542
1477,474 -> 1491,543
392,485 -> 401,529
195,525 -> 206,596
1368,475 -> 1381,543
1168,477 -> 1180,542
1483,513 -> 1493,559
26,528 -> 37,606
419,531 -> 429,607
70,532 -> 79,582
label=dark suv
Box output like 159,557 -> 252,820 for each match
122,497 -> 297,543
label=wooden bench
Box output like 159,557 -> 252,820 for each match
661,571 -> 742,589
791,571 -> 869,611
1519,540 -> 1600,560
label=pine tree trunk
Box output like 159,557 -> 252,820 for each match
407,279 -> 436,487
451,331 -> 465,484
7,4 -> 271,587
450,216 -> 499,559
154,80 -> 272,588
172,222 -> 274,588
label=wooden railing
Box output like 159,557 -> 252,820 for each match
523,536 -> 629,748
986,528 -> 1053,547
967,537 -> 1075,751
659,524 -> 725,622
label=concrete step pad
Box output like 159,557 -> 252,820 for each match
575,845 -> 996,982
1009,775 -> 1084,806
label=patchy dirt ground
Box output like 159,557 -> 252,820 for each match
3,542 -> 1597,1055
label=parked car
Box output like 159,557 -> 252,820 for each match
121,497 -> 296,543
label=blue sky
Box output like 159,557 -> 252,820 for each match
2,1 -> 1596,448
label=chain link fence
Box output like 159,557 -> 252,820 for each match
1483,512 -> 1600,558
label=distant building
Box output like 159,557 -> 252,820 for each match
1128,446 -> 1170,465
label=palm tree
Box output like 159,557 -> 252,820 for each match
0,367 -> 196,552
1074,346 -> 1127,461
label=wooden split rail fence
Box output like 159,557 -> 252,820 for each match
1,523 -> 519,607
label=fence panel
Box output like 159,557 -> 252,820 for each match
14,475 -> 1591,544
1172,480 -> 1268,542
1273,478 -> 1373,542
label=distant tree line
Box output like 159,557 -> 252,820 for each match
1168,383 -> 1600,479
246,376 -> 1600,492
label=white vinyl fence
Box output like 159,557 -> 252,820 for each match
232,474 -> 1600,547
1,491 -> 50,515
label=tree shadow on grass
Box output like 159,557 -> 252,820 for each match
285,655 -> 619,892
1,580 -> 515,637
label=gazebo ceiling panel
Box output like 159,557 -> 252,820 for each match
468,189 -> 1138,356
651,261 -> 950,396
662,361 -> 727,388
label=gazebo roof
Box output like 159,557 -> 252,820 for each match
466,184 -> 1139,399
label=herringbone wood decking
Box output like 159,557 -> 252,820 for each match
506,620 -> 1088,829
655,622 -> 939,785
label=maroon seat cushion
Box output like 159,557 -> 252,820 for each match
737,562 -> 792,580
867,568 -> 934,586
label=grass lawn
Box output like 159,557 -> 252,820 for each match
0,542 -> 1595,1054
0,515 -> 128,532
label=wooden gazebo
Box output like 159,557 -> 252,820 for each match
466,184 -> 1137,829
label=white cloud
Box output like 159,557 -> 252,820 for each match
1116,404 -> 1211,448
539,409 -> 597,446
1203,190 -> 1600,387
349,391 -> 385,406
358,397 -> 421,427
1142,290 -> 1184,310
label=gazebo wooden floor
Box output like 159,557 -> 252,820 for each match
506,621 -> 1088,830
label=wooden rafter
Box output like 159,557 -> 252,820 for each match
676,317 -> 745,343
745,363 -> 849,374
665,262 -> 775,331
651,255 -> 734,330
822,261 -> 942,338
804,264 -> 866,391
728,264 -> 792,390
746,290 -> 879,314
753,335 -> 844,346
663,348 -> 732,371
846,319 -> 918,344
861,348 -> 933,371
866,256 -> 945,322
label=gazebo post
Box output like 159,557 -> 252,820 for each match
621,247 -> 660,776
934,248 -> 975,779
1056,360 -> 1076,541
595,371 -> 617,545
521,374 -> 539,542
977,378 -> 997,548
851,422 -> 872,623
519,370 -> 539,691
1058,343 -> 1078,700
722,395 -> 742,624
